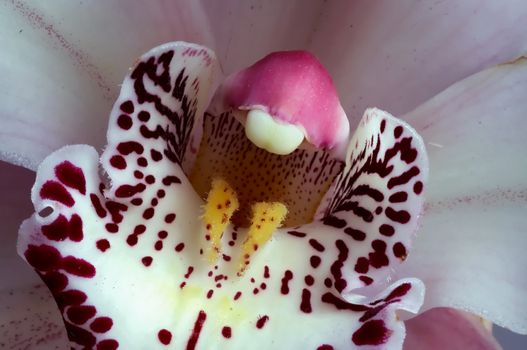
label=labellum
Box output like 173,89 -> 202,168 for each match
18,42 -> 428,349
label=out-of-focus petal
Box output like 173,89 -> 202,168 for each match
404,308 -> 502,350
0,0 -> 326,169
395,58 -> 527,334
310,0 -> 527,126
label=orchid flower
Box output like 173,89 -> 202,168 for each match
0,1 -> 526,350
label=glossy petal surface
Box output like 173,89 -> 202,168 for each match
17,43 -> 429,349
405,308 -> 501,350
395,58 -> 527,334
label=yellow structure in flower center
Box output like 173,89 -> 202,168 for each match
203,179 -> 287,272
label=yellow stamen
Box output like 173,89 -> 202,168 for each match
238,202 -> 287,275
203,179 -> 239,263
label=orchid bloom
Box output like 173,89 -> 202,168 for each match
0,1 -> 526,350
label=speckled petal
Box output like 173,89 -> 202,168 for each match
395,58 -> 527,335
17,43 -> 427,349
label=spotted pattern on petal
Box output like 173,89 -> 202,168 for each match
320,108 -> 428,290
18,44 -> 427,349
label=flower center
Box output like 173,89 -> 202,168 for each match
189,111 -> 344,227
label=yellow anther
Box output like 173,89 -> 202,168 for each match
203,179 -> 239,263
238,202 -> 287,275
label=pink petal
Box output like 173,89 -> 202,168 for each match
405,308 -> 501,350
0,1 -> 324,169
310,0 -> 527,126
395,58 -> 527,334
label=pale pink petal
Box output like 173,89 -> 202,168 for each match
395,58 -> 527,334
0,0 -> 325,169
310,0 -> 527,126
404,308 -> 502,350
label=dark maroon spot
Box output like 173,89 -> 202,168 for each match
25,244 -> 61,272
41,215 -> 69,241
344,227 -> 366,241
352,319 -> 392,346
105,223 -> 119,233
117,114 -> 133,130
135,171 -> 143,179
354,257 -> 369,274
97,339 -> 119,350
65,321 -> 96,347
115,183 -> 146,198
184,266 -> 194,279
324,278 -> 333,288
360,276 -> 374,285
380,119 -> 386,133
56,289 -> 87,307
287,230 -> 306,238
117,141 -> 144,155
162,176 -> 181,186
142,256 -> 153,267
353,184 -> 384,202
321,293 -> 369,312
143,207 -> 155,220
280,270 -> 293,295
67,305 -> 96,325
134,225 -> 146,235
317,345 -> 334,350
186,310 -> 207,350
389,191 -> 408,203
40,180 -> 74,207
369,240 -> 389,268
234,291 -> 242,300
145,175 -> 155,184
127,234 -> 138,246
175,243 -> 185,252
207,290 -> 214,299
309,239 -> 325,252
151,149 -> 163,161
157,189 -> 166,198
388,166 -> 420,189
330,240 -> 349,293
264,265 -> 270,278
120,100 -> 134,114
386,282 -> 411,301
322,215 -> 346,228
131,198 -> 143,206
310,255 -> 321,268
393,242 -> 407,259
55,161 -> 86,195
41,271 -> 68,293
221,326 -> 232,339
165,213 -> 176,223
106,201 -> 128,223
158,230 -> 168,239
110,155 -> 127,170
376,206 -> 383,215
158,329 -> 172,345
68,214 -> 83,242
90,317 -> 113,333
137,157 -> 148,167
385,207 -> 411,224
90,194 -> 107,218
394,126 -> 403,138
300,288 -> 312,313
379,224 -> 395,237
62,256 -> 96,278
414,181 -> 423,194
155,240 -> 163,251
256,315 -> 269,329
138,110 -> 150,122
304,275 -> 314,286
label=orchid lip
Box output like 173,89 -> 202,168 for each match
17,42 -> 429,349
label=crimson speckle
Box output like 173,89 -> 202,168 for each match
352,320 -> 392,346
55,161 -> 86,194
164,213 -> 176,223
67,305 -> 96,325
155,240 -> 163,251
138,110 -> 150,122
318,345 -> 334,350
143,207 -> 155,219
175,242 -> 185,252
385,207 -> 411,224
105,223 -> 119,233
90,317 -> 113,333
110,155 -> 127,169
117,114 -> 132,130
62,256 -> 96,278
95,239 -> 110,253
310,255 -> 321,268
414,181 -> 423,194
56,289 -> 87,306
158,329 -> 172,345
142,256 -> 153,267
117,141 -> 144,155
151,149 -> 163,161
379,224 -> 395,236
137,157 -> 148,167
25,244 -> 61,272
280,270 -> 293,295
40,180 -> 75,207
393,242 -> 407,259
222,326 -> 232,339
145,175 -> 155,184
120,100 -> 134,113
158,230 -> 168,239
256,315 -> 269,329
394,126 -> 403,138
97,339 -> 119,350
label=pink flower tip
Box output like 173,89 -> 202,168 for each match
221,51 -> 350,151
